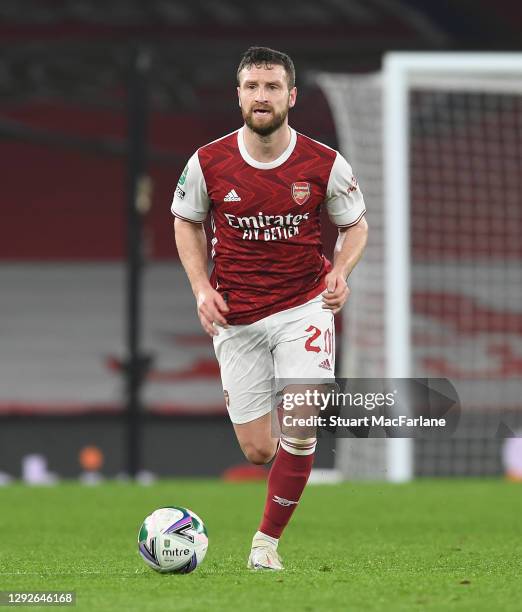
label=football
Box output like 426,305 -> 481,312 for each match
138,507 -> 208,574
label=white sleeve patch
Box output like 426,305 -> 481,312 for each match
325,152 -> 366,227
171,151 -> 210,223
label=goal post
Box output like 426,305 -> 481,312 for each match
316,53 -> 522,481
383,55 -> 413,483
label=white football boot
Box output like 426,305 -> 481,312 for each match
247,536 -> 284,571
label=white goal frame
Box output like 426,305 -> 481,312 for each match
384,53 -> 522,482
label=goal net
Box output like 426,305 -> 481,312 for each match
316,53 -> 522,480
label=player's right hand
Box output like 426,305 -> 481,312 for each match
196,287 -> 230,337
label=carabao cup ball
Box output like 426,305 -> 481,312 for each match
138,507 -> 208,573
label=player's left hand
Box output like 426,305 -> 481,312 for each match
322,271 -> 350,314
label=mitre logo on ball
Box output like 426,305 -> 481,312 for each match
291,182 -> 311,205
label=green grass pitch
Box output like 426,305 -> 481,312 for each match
0,479 -> 520,611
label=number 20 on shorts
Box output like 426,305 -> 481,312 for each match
304,325 -> 333,355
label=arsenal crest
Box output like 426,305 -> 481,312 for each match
291,182 -> 311,206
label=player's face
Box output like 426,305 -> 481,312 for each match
237,65 -> 297,137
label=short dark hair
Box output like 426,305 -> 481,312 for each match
237,46 -> 296,89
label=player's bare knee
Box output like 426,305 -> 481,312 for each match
242,441 -> 277,465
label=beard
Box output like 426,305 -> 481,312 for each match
242,104 -> 289,137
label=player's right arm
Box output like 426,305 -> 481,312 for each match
172,152 -> 229,337
174,220 -> 229,336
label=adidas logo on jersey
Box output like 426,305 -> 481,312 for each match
224,189 -> 241,202
318,358 -> 332,371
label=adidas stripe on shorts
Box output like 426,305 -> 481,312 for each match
213,294 -> 335,425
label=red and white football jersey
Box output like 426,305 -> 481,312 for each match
172,127 -> 366,325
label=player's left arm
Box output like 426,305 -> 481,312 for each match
323,217 -> 368,313
323,152 -> 369,314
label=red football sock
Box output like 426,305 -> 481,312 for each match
258,440 -> 315,539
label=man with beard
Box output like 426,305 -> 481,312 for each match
172,47 -> 368,570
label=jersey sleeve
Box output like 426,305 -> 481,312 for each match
171,151 -> 210,224
325,152 -> 366,227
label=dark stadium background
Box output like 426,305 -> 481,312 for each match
0,0 -> 520,481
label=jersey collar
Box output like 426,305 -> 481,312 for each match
237,126 -> 297,170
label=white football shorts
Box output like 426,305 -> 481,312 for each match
212,294 -> 335,425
